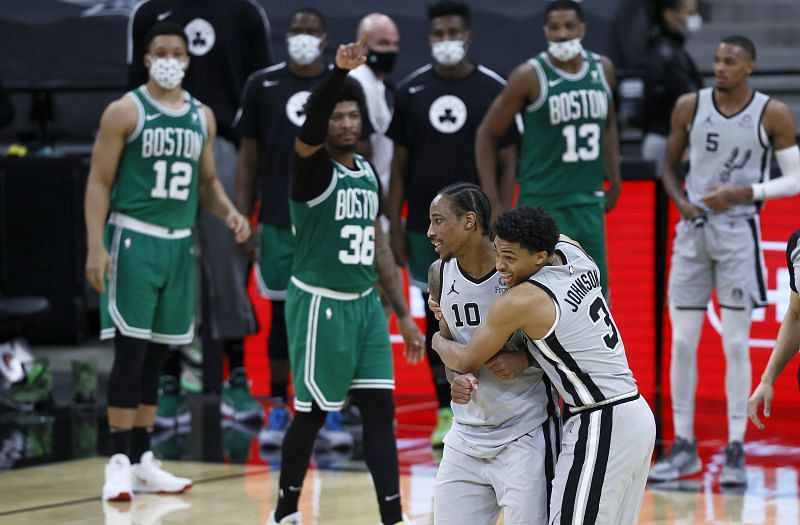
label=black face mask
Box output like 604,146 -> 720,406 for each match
367,49 -> 397,74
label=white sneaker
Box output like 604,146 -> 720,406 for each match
103,453 -> 133,501
131,451 -> 192,494
266,510 -> 301,524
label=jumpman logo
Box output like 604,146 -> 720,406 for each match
447,280 -> 459,296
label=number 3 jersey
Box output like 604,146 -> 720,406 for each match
518,51 -> 611,201
687,87 -> 771,220
439,259 -> 549,458
290,152 -> 380,294
525,241 -> 637,409
112,86 -> 207,229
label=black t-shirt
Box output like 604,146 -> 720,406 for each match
387,64 -> 519,232
128,0 -> 272,140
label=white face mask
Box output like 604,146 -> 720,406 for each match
547,37 -> 583,63
287,34 -> 323,66
686,14 -> 703,33
148,57 -> 186,90
431,40 -> 467,67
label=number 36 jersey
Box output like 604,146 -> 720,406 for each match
112,86 -> 207,229
290,153 -> 380,294
525,241 -> 637,409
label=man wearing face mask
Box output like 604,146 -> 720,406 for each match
386,0 -> 519,448
85,21 -> 251,501
236,7 -> 365,451
350,13 -> 400,194
476,0 -> 621,297
641,0 -> 703,175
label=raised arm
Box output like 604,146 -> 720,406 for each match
476,63 -> 536,220
84,97 -> 136,293
600,57 -> 621,212
661,93 -> 704,220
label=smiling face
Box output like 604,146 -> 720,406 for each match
493,236 -> 549,287
427,194 -> 477,261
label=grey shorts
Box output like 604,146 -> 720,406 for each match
196,137 -> 257,340
434,426 -> 550,525
668,216 -> 767,310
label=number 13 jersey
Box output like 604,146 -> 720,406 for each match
112,86 -> 207,229
525,241 -> 637,409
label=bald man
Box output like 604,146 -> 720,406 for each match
350,13 -> 400,192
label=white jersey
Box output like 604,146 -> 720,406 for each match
687,87 -> 771,220
525,241 -> 638,410
439,259 -> 551,458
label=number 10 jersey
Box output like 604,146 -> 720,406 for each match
112,86 -> 207,229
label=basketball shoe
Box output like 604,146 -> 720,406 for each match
102,453 -> 133,501
266,510 -> 301,524
648,436 -> 702,481
131,451 -> 192,494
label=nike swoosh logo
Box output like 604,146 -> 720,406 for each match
288,485 -> 303,492
262,80 -> 280,88
408,85 -> 425,94
548,78 -> 563,88
145,113 -> 162,122
384,493 -> 400,502
156,10 -> 172,21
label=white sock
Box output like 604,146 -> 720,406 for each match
669,305 -> 704,441
721,307 -> 752,443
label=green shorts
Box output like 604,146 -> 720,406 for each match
285,278 -> 394,412
100,215 -> 195,344
519,196 -> 608,292
256,224 -> 296,300
406,230 -> 437,290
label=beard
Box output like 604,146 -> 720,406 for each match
328,141 -> 357,153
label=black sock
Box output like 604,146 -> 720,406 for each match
225,340 -> 244,370
354,390 -> 402,525
130,426 -> 152,463
275,407 -> 326,520
109,427 -> 131,456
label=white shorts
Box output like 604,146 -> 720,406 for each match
668,216 -> 767,310
434,423 -> 555,525
549,396 -> 655,525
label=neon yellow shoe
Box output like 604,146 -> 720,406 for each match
431,407 -> 452,447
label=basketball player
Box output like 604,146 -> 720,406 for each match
386,0 -> 519,446
266,36 -> 423,525
84,21 -> 250,500
427,184 -> 558,524
748,229 -> 800,429
432,206 -> 655,525
651,35 -> 800,485
236,7 -> 355,448
475,0 -> 620,295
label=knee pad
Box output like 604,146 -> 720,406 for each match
269,300 -> 289,360
108,335 -> 149,408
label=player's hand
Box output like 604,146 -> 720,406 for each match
747,381 -> 774,430
335,34 -> 368,70
239,234 -> 258,262
604,182 -> 621,212
398,314 -> 425,365
676,199 -> 704,221
226,211 -> 252,244
85,246 -> 111,293
389,223 -> 408,266
485,350 -> 528,380
702,184 -> 750,212
451,373 -> 479,404
428,296 -> 442,321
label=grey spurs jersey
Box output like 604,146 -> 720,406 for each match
439,259 -> 549,458
687,87 -> 771,220
524,241 -> 637,409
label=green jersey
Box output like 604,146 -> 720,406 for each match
518,52 -> 611,202
111,86 -> 207,229
290,153 -> 380,294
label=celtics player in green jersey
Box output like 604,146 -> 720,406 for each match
84,21 -> 250,502
267,35 -> 423,525
475,0 -> 621,294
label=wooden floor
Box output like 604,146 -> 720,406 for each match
1,456 -> 799,525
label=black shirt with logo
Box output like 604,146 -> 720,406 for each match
387,64 -> 518,232
128,0 -> 272,141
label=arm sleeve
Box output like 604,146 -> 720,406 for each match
126,2 -> 153,89
751,145 -> 800,200
290,149 -> 333,202
297,66 -> 350,147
